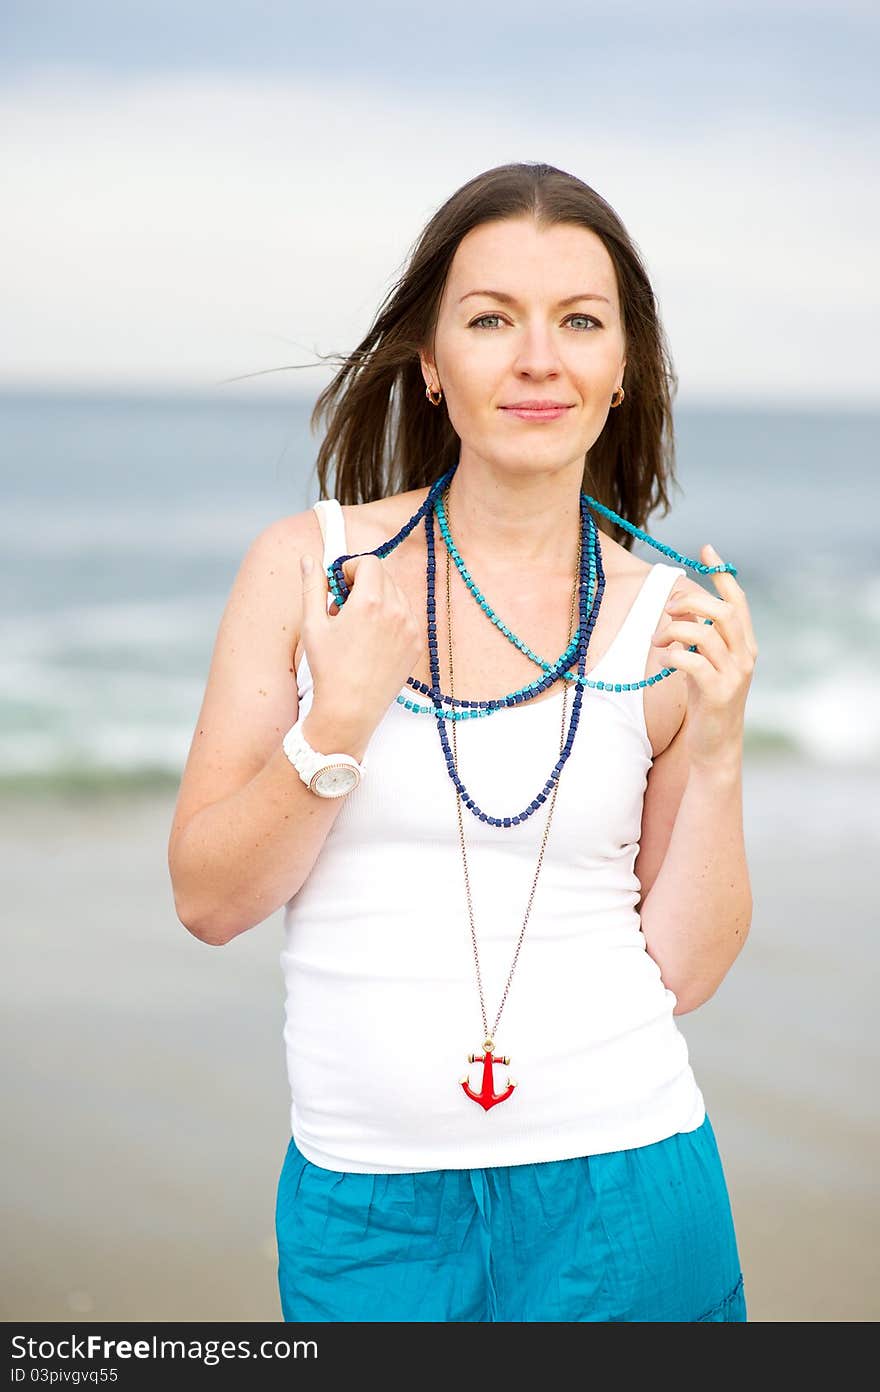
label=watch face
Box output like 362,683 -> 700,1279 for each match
311,764 -> 359,798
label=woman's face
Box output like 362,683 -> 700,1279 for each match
422,216 -> 626,478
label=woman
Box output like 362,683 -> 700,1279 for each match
167,162 -> 757,1322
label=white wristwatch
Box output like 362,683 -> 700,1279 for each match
281,718 -> 365,799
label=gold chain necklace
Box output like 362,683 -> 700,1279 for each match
444,488 -> 580,1111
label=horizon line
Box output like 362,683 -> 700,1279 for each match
0,380 -> 877,418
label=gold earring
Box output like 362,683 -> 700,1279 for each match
610,387 -> 625,408
426,384 -> 443,406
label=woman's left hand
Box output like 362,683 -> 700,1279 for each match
651,544 -> 759,771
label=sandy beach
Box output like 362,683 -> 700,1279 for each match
2,754 -> 877,1323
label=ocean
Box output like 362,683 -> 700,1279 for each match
2,389 -> 878,796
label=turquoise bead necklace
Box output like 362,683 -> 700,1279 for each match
325,458 -> 735,717
328,463 -> 596,722
425,487 -> 601,827
431,487 -> 731,698
401,491 -> 598,720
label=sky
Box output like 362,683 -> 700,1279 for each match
2,0 -> 878,407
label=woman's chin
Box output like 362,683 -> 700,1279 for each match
464,445 -> 587,479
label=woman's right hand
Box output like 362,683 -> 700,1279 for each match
298,551 -> 424,743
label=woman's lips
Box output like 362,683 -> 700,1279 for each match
499,405 -> 573,421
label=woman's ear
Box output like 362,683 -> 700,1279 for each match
418,349 -> 435,389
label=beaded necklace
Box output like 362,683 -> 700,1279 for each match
326,459 -> 737,715
327,465 -> 454,609
400,489 -> 591,721
424,487 -> 603,828
444,487 -> 579,1108
323,460 -> 737,1112
435,491 -> 690,700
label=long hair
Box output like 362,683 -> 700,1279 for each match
310,161 -> 679,548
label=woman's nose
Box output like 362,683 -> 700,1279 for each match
512,322 -> 562,376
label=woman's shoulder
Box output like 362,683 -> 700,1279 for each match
228,509 -> 327,603
597,526 -> 703,596
245,491 -> 419,572
337,487 -> 429,553
590,527 -> 688,601
246,507 -> 324,557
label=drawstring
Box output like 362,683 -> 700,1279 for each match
466,1167 -> 499,1322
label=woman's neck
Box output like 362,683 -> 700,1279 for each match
444,454 -> 583,572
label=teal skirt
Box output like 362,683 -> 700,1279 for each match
275,1114 -> 746,1322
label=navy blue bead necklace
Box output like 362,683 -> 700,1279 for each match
319,459 -> 738,1108
426,488 -> 604,828
403,494 -> 598,720
446,489 -> 580,1095
435,490 -> 683,700
327,459 -> 738,611
327,465 -> 455,609
326,460 -> 736,714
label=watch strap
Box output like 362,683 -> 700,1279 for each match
282,718 -> 365,789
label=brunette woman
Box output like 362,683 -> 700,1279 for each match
168,162 -> 756,1322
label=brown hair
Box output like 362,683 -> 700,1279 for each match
310,161 -> 679,549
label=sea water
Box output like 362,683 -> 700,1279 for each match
2,389 -> 877,795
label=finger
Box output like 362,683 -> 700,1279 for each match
659,646 -> 716,682
299,553 -> 331,623
341,552 -> 387,608
664,590 -> 724,619
382,566 -> 418,615
701,545 -> 759,656
702,544 -> 743,597
663,594 -> 744,653
652,619 -> 728,672
333,553 -> 374,602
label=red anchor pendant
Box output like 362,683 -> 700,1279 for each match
460,1037 -> 517,1111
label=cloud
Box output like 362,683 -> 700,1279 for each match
1,70 -> 876,405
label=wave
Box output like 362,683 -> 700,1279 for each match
3,570 -> 878,801
0,704 -> 870,803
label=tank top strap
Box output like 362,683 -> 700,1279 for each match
599,562 -> 687,683
312,498 -> 348,569
312,499 -> 348,615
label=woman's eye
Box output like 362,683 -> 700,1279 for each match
468,313 -> 601,331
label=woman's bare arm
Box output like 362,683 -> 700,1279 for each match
635,705 -> 752,1013
634,563 -> 756,1012
166,513 -> 370,946
167,510 -> 423,946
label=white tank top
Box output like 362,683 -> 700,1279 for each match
280,498 -> 706,1173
